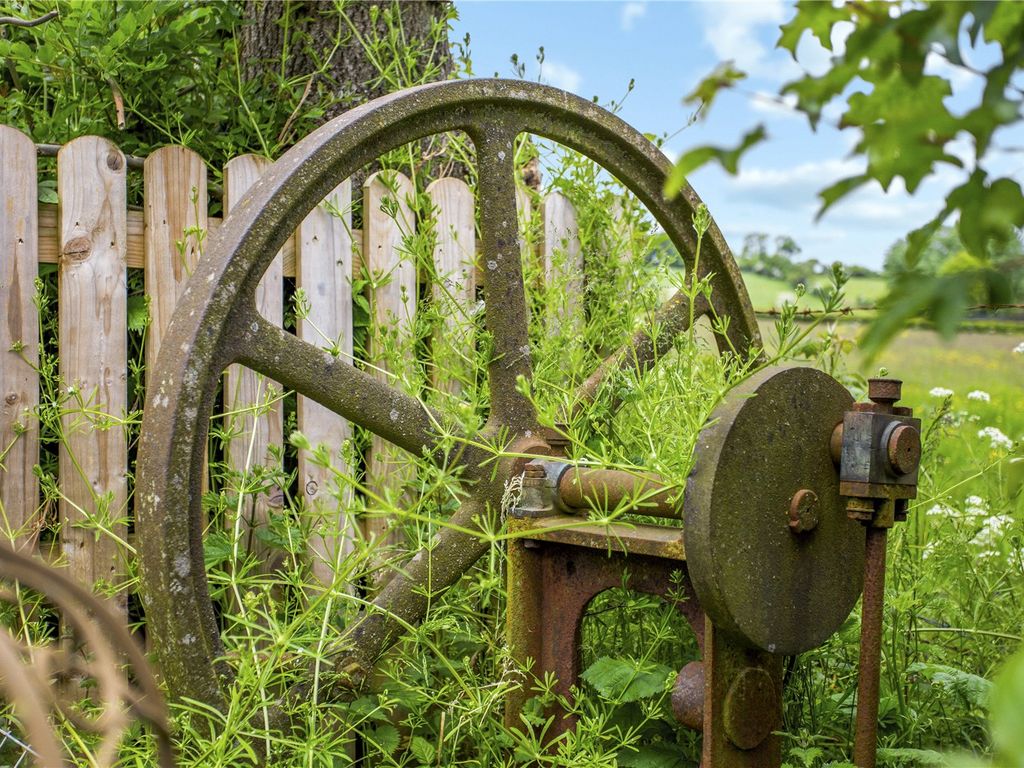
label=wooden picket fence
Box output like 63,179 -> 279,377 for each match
0,124 -> 585,616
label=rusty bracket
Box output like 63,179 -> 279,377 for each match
508,457 -> 782,766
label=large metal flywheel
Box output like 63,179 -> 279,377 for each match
135,79 -> 762,711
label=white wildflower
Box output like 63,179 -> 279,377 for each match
974,513 -> 1014,548
1013,341 -> 1024,356
929,387 -> 954,398
967,390 -> 990,403
978,426 -> 1014,451
922,541 -> 937,560
965,495 -> 988,516
927,503 -> 954,518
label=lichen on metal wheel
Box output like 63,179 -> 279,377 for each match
135,78 -> 764,712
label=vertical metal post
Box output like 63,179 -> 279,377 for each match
854,527 -> 887,768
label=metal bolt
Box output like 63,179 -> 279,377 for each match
523,461 -> 546,484
305,480 -> 318,496
886,424 -> 921,475
788,489 -> 820,533
846,496 -> 875,523
867,378 -> 902,408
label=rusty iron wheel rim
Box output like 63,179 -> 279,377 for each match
135,78 -> 760,710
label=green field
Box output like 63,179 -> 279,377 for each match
742,270 -> 889,311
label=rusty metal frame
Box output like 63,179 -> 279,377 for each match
135,78 -> 761,712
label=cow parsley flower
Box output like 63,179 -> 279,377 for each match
1013,341 -> 1024,356
978,426 -> 1014,451
974,513 -> 1014,548
967,390 -> 990,402
965,495 -> 988,516
929,387 -> 954,398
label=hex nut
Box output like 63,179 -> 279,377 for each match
867,378 -> 902,406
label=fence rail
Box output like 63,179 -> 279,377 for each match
0,124 -> 584,614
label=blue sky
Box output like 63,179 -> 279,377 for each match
452,1 -> 1023,270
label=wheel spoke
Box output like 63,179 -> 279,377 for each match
334,493 -> 493,671
473,126 -> 536,431
573,288 -> 714,415
236,314 -> 451,460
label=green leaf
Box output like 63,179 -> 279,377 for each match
409,735 -> 435,765
905,212 -> 950,267
781,59 -> 859,129
984,2 -> 1024,56
789,746 -> 824,768
371,724 -> 400,756
991,647 -> 1024,768
816,174 -> 870,220
908,662 -> 993,708
581,656 -> 672,703
778,1 -> 851,55
617,743 -> 686,768
684,61 -> 747,114
127,294 -> 149,332
38,180 -> 58,205
953,173 -> 1024,258
876,748 -> 949,766
664,125 -> 766,198
202,530 -> 232,569
842,73 -> 960,192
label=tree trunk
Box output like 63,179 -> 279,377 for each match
239,0 -> 452,126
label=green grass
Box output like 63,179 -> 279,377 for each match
742,270 -> 888,311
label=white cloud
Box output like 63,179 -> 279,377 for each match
749,91 -> 801,120
620,1 -> 646,31
539,60 -> 583,93
734,157 -> 864,191
700,0 -> 787,73
838,195 -> 931,223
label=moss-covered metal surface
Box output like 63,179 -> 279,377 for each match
684,366 -> 863,655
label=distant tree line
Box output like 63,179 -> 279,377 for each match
736,232 -> 878,286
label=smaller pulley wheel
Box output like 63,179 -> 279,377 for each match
684,366 -> 863,655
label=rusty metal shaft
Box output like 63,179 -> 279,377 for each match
854,526 -> 887,768
558,467 -> 679,518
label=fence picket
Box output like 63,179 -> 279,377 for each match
542,191 -> 583,335
296,180 -> 355,587
144,146 -> 208,373
222,155 -> 285,571
0,126 -> 40,550
426,177 -> 476,395
363,171 -> 415,548
57,137 -> 128,610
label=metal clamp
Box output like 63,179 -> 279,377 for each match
833,378 -> 921,527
